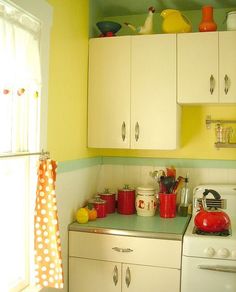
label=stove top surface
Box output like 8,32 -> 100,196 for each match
192,226 -> 231,237
183,216 -> 236,259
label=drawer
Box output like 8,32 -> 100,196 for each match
69,231 -> 182,269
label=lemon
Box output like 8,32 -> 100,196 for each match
76,208 -> 89,224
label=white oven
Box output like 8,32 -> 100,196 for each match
181,185 -> 236,292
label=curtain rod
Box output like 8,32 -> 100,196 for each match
0,150 -> 50,159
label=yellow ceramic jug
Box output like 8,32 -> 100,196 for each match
161,9 -> 192,33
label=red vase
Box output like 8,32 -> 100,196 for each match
199,6 -> 217,32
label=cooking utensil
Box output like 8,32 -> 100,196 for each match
160,176 -> 175,194
194,189 -> 231,232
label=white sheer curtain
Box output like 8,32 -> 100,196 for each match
0,0 -> 41,153
0,1 -> 42,291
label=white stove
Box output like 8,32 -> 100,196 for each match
181,184 -> 236,292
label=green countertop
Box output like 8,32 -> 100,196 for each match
69,213 -> 191,241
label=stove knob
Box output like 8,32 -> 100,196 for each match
231,250 -> 236,259
218,248 -> 229,258
204,247 -> 215,257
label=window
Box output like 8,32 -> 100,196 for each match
0,1 -> 52,291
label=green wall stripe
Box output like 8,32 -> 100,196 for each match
58,157 -> 102,173
57,156 -> 236,173
102,157 -> 236,168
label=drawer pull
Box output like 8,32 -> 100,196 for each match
113,265 -> 118,286
125,266 -> 131,287
112,247 -> 133,253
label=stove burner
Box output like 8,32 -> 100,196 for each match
193,227 -> 231,237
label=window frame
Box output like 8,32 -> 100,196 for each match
1,1 -> 53,291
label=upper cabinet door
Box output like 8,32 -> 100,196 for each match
219,31 -> 236,103
88,36 -> 131,148
131,34 -> 180,149
177,32 -> 219,104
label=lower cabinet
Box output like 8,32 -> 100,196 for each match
69,257 -> 180,292
69,231 -> 181,292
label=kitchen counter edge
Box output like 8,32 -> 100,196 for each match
68,222 -> 189,241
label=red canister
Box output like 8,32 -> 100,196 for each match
100,189 -> 116,214
92,197 -> 107,218
118,185 -> 135,215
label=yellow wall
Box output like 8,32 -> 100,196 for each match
47,0 -> 99,162
46,1 -> 236,162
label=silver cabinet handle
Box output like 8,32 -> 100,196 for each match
198,265 -> 236,273
112,247 -> 133,253
224,74 -> 229,95
113,265 -> 118,286
135,122 -> 139,141
210,74 -> 215,95
121,121 -> 126,141
125,266 -> 131,288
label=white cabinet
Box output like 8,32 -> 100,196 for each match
219,31 -> 236,103
131,35 -> 180,149
88,35 -> 180,150
88,36 -> 131,149
69,231 -> 181,292
177,31 -> 236,104
69,257 -> 121,292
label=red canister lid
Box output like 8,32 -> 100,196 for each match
100,188 -> 115,196
94,197 -> 106,204
118,184 -> 135,192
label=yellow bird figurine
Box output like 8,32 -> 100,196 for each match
124,7 -> 155,35
161,9 -> 192,33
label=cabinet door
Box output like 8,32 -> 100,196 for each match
131,34 -> 180,149
219,31 -> 236,103
69,257 -> 121,292
122,263 -> 180,292
177,32 -> 219,104
88,37 -> 131,148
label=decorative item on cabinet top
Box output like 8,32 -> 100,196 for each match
124,6 -> 155,35
160,9 -> 192,33
199,5 -> 217,32
226,11 -> 236,31
206,115 -> 236,148
96,21 -> 122,37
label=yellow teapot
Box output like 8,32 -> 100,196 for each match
161,9 -> 192,33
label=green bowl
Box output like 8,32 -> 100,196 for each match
96,21 -> 121,35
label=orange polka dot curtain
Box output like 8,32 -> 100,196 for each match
34,158 -> 64,289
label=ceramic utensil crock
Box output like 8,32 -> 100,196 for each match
136,186 -> 157,216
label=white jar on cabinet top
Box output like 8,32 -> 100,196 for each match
226,11 -> 236,31
136,186 -> 157,216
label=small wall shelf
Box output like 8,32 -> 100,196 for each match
215,142 -> 236,149
206,115 -> 236,129
206,115 -> 236,149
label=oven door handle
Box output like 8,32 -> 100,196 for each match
198,265 -> 236,273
